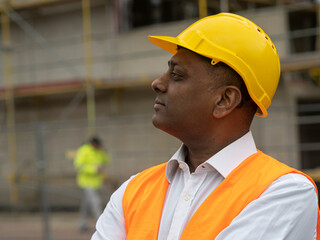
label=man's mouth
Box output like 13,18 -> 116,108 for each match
154,99 -> 165,110
155,99 -> 165,106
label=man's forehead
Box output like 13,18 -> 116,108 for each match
171,48 -> 198,63
170,48 -> 212,69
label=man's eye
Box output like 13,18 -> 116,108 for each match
171,71 -> 182,81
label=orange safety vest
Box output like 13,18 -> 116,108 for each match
123,150 -> 320,240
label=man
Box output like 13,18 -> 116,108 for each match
92,13 -> 319,239
74,136 -> 110,232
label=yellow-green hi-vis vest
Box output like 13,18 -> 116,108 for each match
123,150 -> 320,240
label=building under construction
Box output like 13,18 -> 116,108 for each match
0,0 -> 319,210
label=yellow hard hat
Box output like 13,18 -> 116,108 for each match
148,13 -> 280,117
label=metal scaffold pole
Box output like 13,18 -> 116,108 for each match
36,123 -> 51,240
317,1 -> 320,51
1,3 -> 19,205
198,0 -> 207,19
220,0 -> 229,12
82,0 -> 96,136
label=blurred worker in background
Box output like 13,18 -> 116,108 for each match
92,13 -> 319,239
74,136 -> 110,232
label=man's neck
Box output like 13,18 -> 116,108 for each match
184,130 -> 250,173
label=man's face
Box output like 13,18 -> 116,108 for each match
91,142 -> 101,149
151,48 -> 219,140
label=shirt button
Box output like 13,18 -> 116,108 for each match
184,194 -> 190,201
179,163 -> 184,169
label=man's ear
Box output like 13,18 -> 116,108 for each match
212,86 -> 242,118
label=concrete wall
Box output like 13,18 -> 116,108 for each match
0,4 -> 319,208
0,1 -> 193,87
0,5 -> 290,83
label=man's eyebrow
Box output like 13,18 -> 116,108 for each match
168,59 -> 180,67
168,59 -> 189,74
168,60 -> 177,67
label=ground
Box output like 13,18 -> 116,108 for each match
0,211 -> 96,240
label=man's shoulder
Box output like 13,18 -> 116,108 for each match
270,172 -> 317,192
257,151 -> 317,186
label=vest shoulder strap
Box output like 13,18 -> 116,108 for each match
123,162 -> 169,240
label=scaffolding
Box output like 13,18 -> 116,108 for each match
0,0 -> 319,209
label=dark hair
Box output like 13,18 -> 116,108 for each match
89,136 -> 102,146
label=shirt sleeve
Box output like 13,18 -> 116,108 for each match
216,173 -> 318,240
91,175 -> 136,240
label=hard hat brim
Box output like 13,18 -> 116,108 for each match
148,35 -> 180,55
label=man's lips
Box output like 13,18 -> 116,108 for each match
154,99 -> 165,109
155,99 -> 165,106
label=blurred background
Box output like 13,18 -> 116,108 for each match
0,0 -> 319,239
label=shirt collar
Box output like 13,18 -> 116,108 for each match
166,145 -> 187,182
166,131 -> 257,182
206,131 -> 257,178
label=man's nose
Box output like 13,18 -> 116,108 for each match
151,74 -> 167,93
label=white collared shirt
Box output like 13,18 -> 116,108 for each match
92,131 -> 318,240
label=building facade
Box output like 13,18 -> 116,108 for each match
0,0 -> 319,208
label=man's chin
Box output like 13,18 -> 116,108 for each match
152,114 -> 169,131
152,114 -> 162,129
152,115 -> 175,135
